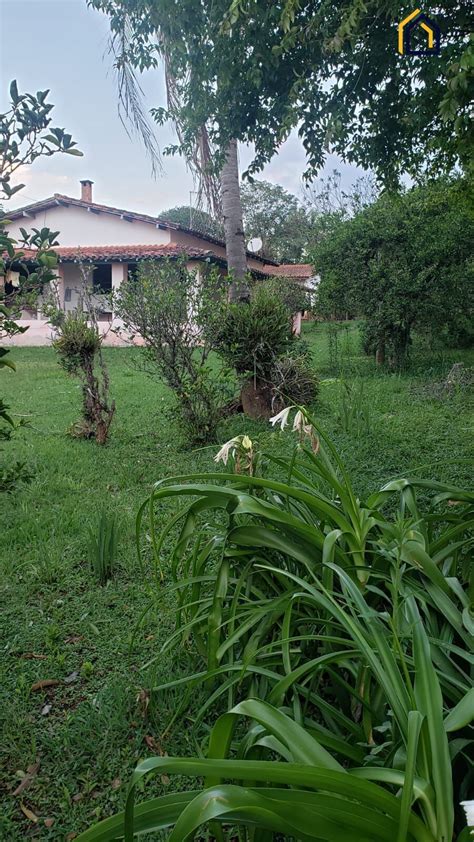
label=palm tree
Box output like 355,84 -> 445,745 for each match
221,139 -> 249,301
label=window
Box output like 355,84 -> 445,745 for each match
127,262 -> 138,282
92,264 -> 112,293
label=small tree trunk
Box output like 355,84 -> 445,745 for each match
95,401 -> 116,445
220,139 -> 249,302
375,338 -> 385,366
241,380 -> 273,420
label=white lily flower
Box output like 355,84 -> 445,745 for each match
293,409 -> 314,436
214,437 -> 239,465
461,801 -> 474,833
292,408 -> 320,452
292,410 -> 305,432
269,406 -> 293,430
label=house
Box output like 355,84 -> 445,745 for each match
2,180 -> 314,344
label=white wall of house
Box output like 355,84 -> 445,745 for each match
7,205 -> 172,248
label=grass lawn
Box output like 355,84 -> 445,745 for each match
1,322 -> 473,839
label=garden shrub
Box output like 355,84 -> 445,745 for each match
53,311 -> 115,444
211,282 -> 317,417
270,347 -> 319,407
114,258 -> 230,444
212,283 -> 292,379
54,311 -> 101,370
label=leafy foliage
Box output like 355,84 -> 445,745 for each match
114,258 -> 231,443
337,379 -> 371,436
270,348 -> 319,407
0,80 -> 82,487
53,309 -> 115,445
241,179 -> 310,262
209,281 -> 317,414
259,274 -> 310,316
212,282 -> 293,380
0,79 -> 81,199
159,205 -> 224,239
89,1 -> 472,185
53,312 -> 102,375
89,511 -> 119,584
304,169 -> 378,251
79,409 -> 473,841
313,178 -> 474,368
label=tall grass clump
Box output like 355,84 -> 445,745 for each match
89,511 -> 118,584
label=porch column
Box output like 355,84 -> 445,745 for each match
54,265 -> 65,309
111,262 -> 126,325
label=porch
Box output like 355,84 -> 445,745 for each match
4,261 -> 133,347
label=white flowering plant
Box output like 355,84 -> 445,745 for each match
85,407 -> 474,842
214,434 -> 255,475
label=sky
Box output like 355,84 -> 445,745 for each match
0,0 -> 367,217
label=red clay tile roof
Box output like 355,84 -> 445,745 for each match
262,263 -> 314,279
60,244 -> 218,262
12,244 -> 224,263
4,194 -> 278,266
7,246 -> 311,282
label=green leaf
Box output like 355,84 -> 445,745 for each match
75,791 -> 198,841
444,688 -> 474,732
121,757 -> 434,842
407,598 -> 454,841
10,79 -> 19,103
397,711 -> 424,842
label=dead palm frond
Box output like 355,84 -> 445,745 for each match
104,12 -> 221,217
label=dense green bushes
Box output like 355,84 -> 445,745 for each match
212,283 -> 292,378
115,263 -> 318,434
211,282 -> 318,417
313,178 -> 474,368
114,259 -> 231,443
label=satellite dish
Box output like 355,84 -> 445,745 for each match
247,237 -> 263,253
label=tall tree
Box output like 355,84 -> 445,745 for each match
159,205 -> 223,239
240,179 -> 310,263
90,0 -> 472,190
89,0 -> 250,294
303,170 -> 378,248
303,171 -> 378,219
221,140 -> 248,300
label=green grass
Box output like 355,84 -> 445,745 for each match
1,324 -> 473,839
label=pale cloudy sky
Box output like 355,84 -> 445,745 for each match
0,0 -> 367,216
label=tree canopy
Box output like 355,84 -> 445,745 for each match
90,0 -> 472,185
313,177 -> 474,366
159,205 -> 223,239
240,179 -> 309,263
